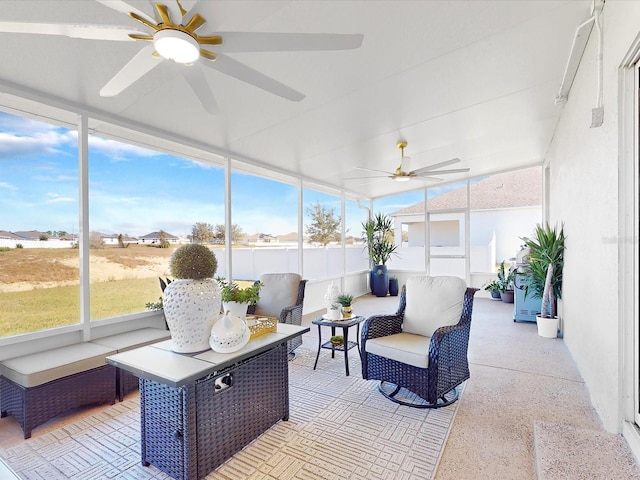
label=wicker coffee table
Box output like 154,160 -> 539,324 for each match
106,324 -> 308,480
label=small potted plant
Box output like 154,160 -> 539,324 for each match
496,260 -> 515,303
330,335 -> 343,347
337,293 -> 354,318
483,279 -> 502,300
216,278 -> 263,320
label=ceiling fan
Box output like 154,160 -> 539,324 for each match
0,0 -> 363,114
349,141 -> 469,183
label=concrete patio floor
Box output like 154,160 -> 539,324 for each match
2,292 -> 640,479
301,293 -> 640,479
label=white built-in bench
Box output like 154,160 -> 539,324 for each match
0,327 -> 170,439
90,327 -> 170,401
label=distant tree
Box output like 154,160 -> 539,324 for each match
39,233 -> 49,241
305,202 -> 341,246
89,231 -> 104,249
158,230 -> 170,248
215,224 -> 244,243
117,233 -> 129,248
191,222 -> 216,244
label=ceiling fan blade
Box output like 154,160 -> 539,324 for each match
96,0 -> 156,25
215,32 -> 364,53
100,44 -> 162,96
181,65 -> 219,114
163,0 -> 186,24
353,166 -> 394,175
411,158 -> 461,175
344,175 -> 391,180
0,21 -> 142,41
200,53 -> 304,101
416,168 -> 469,176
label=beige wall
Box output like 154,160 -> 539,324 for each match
545,0 -> 640,433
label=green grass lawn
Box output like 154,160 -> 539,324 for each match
0,278 -> 162,337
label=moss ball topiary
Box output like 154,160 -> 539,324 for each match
169,244 -> 218,280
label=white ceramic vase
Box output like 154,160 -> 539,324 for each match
210,311 -> 250,353
162,278 -> 221,353
222,301 -> 249,320
536,315 -> 559,338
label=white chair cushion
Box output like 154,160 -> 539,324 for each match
365,332 -> 431,369
403,275 -> 466,338
254,273 -> 301,318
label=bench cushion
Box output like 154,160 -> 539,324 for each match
0,343 -> 116,388
91,327 -> 170,352
365,332 -> 431,369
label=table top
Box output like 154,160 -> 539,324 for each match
312,315 -> 366,327
106,323 -> 309,388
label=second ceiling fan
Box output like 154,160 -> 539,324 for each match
351,141 -> 469,183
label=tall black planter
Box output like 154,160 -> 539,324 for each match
371,265 -> 389,297
388,277 -> 399,296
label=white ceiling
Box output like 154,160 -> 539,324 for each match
0,0 -> 592,199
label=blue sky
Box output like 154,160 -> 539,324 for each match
0,110 -> 443,238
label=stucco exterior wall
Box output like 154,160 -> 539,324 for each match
545,0 -> 640,432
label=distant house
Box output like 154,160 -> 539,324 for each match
0,230 -> 24,240
241,233 -> 276,244
13,230 -> 48,241
391,167 -> 542,271
139,231 -> 179,244
101,233 -> 138,245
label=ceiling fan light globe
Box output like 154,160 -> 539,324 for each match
394,175 -> 411,182
154,29 -> 200,64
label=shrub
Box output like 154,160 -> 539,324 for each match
15,243 -> 23,249
169,244 -> 217,280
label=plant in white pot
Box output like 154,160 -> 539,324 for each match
521,223 -> 566,338
162,244 -> 220,352
362,212 -> 398,297
216,278 -> 263,320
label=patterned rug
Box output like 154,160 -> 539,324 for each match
0,346 -> 464,480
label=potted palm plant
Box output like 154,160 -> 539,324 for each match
362,212 -> 398,297
521,223 -> 566,338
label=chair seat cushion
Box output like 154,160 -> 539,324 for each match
254,273 -> 301,318
403,275 -> 466,337
0,343 -> 116,388
365,332 -> 431,369
90,327 -> 170,352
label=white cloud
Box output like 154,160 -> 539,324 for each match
86,135 -> 162,161
46,193 -> 75,204
0,181 -> 17,191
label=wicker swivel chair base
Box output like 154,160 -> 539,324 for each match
378,381 -> 458,408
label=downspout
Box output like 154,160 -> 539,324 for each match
554,0 -> 605,110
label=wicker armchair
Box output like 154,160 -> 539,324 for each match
361,275 -> 478,408
248,273 -> 307,355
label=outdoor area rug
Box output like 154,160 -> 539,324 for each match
0,345 -> 464,480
